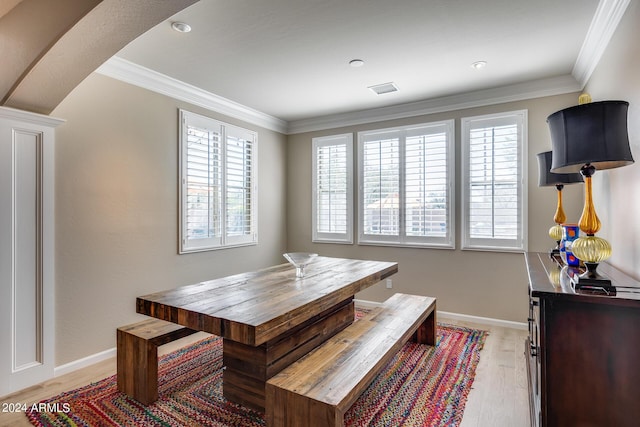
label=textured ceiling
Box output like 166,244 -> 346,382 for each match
1,0 -> 197,114
116,0 -> 600,122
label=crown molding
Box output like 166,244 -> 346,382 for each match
0,106 -> 65,127
572,0 -> 631,88
96,0 -> 628,138
287,75 -> 581,134
96,58 -> 580,136
96,56 -> 288,134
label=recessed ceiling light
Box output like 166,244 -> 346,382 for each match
171,21 -> 191,33
368,82 -> 399,95
471,61 -> 487,70
349,59 -> 365,68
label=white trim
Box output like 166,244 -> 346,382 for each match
96,0 -> 629,137
1,111 -> 60,395
50,307 -> 526,380
95,58 -> 580,136
438,310 -> 527,331
288,75 -> 579,134
179,109 -> 258,254
53,347 -> 116,377
354,298 -> 383,309
0,107 -> 65,127
461,110 -> 528,252
354,299 -> 527,330
357,120 -> 455,249
572,0 -> 632,88
96,57 -> 288,134
312,133 -> 354,244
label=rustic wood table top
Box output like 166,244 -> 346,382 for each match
137,256 -> 398,346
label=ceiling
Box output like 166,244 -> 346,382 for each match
113,0 -> 605,129
1,0 -> 197,114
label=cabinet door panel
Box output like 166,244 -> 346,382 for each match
0,108 -> 60,395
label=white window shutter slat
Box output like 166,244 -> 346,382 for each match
312,134 -> 353,243
179,110 -> 257,253
357,120 -> 455,249
362,137 -> 400,237
462,111 -> 527,252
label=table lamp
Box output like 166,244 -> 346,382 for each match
536,151 -> 583,257
547,95 -> 634,287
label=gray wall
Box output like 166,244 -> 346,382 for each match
50,1 -> 640,364
286,94 -> 584,322
585,0 -> 640,280
51,73 -> 288,365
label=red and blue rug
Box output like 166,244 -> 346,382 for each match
27,320 -> 487,426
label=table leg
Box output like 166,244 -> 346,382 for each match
222,298 -> 355,411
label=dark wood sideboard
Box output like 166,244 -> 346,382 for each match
525,252 -> 640,427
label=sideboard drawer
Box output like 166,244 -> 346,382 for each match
526,293 -> 541,426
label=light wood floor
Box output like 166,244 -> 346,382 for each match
0,321 -> 529,427
447,318 -> 530,427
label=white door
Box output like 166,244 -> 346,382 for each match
0,107 -> 62,396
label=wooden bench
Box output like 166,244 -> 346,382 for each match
117,318 -> 197,405
265,292 -> 437,427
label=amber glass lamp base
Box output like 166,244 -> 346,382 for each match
548,224 -> 563,258
570,167 -> 615,292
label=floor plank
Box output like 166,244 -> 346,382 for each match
450,319 -> 529,427
0,321 -> 529,427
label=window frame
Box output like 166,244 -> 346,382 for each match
179,109 -> 258,254
461,110 -> 528,252
312,133 -> 354,244
357,120 -> 455,249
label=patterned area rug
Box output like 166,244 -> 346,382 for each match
27,319 -> 487,427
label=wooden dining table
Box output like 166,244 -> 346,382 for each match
136,256 -> 398,411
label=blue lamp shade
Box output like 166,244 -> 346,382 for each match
547,100 -> 634,173
537,151 -> 583,187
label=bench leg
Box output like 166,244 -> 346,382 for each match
266,384 -> 343,427
117,329 -> 159,405
412,304 -> 437,346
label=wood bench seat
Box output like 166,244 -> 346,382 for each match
117,318 -> 197,405
265,292 -> 437,427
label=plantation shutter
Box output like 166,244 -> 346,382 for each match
225,125 -> 256,245
405,127 -> 449,240
358,120 -> 455,248
462,111 -> 527,251
183,114 -> 223,250
361,132 -> 400,240
180,110 -> 257,253
312,134 -> 353,243
358,121 -> 454,248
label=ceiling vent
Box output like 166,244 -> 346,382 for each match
368,82 -> 398,95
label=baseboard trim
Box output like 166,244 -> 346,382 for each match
355,298 -> 527,330
54,347 -> 116,377
353,298 -> 383,309
437,310 -> 527,330
53,301 -> 525,377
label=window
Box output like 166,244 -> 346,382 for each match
358,121 -> 455,248
312,134 -> 353,243
179,110 -> 257,253
461,110 -> 527,252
